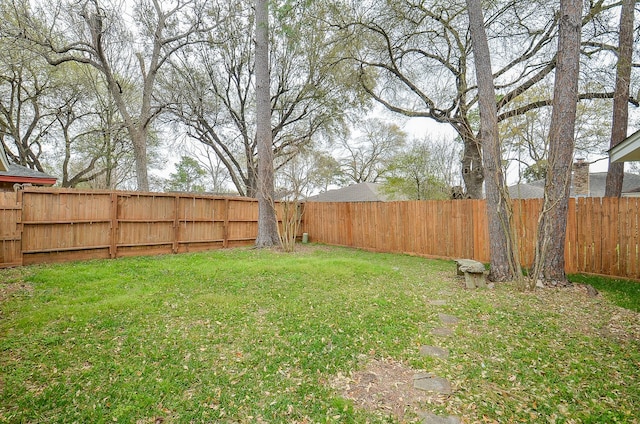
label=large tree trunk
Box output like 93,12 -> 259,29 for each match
254,0 -> 280,248
604,0 -> 635,197
532,0 -> 582,285
466,0 -> 521,282
460,130 -> 484,199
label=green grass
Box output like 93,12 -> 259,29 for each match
1,247 -> 638,423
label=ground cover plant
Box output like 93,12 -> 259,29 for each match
1,246 -> 638,423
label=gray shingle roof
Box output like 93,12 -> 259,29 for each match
509,172 -> 640,198
306,182 -> 394,202
0,163 -> 56,180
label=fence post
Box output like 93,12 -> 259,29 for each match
16,190 -> 24,267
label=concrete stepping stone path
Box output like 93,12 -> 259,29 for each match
417,301 -> 462,423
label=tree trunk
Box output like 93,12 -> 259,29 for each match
460,130 -> 484,199
131,128 -> 150,192
533,0 -> 582,285
466,0 -> 521,282
604,0 -> 634,197
246,158 -> 258,198
254,0 -> 280,248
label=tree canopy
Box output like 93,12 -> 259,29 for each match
1,0 -> 637,206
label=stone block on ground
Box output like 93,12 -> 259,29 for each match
419,412 -> 461,424
465,271 -> 486,288
419,345 -> 449,359
413,372 -> 452,394
455,259 -> 487,289
431,327 -> 454,337
438,313 -> 459,325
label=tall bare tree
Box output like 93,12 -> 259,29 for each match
339,119 -> 406,184
339,0 -> 633,198
0,39 -> 55,172
466,0 -> 521,282
167,0 -> 359,197
604,0 -> 635,197
12,0 -> 210,191
532,0 -> 583,285
254,0 -> 280,247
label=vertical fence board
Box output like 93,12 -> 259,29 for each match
606,198 -> 621,276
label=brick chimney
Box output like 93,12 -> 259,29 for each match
572,158 -> 590,197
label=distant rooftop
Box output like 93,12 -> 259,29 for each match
0,147 -> 57,188
306,182 -> 397,202
509,172 -> 640,198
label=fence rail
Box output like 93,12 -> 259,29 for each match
301,198 -> 640,280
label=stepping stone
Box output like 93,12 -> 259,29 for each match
431,327 -> 453,336
419,345 -> 449,359
438,313 -> 459,325
413,372 -> 452,394
429,300 -> 447,306
419,412 -> 461,424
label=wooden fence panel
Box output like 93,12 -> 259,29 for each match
21,190 -> 113,265
302,198 -> 640,279
576,198 -> 599,275
116,193 -> 175,257
619,198 -> 640,278
0,187 -> 261,267
226,198 -> 259,247
0,192 -> 21,268
601,198 -> 620,276
176,197 -> 225,252
473,199 -> 490,262
501,198 -> 540,270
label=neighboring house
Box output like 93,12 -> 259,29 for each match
608,128 -> 640,162
509,159 -> 640,198
306,182 -> 401,202
0,148 -> 57,191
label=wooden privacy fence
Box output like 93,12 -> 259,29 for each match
302,198 -> 640,280
1,187 -> 262,267
2,188 -> 640,279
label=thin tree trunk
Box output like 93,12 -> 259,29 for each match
254,0 -> 280,248
533,0 -> 582,285
131,129 -> 150,192
604,0 -> 635,197
466,0 -> 521,282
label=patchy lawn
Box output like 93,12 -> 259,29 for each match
1,246 -> 638,423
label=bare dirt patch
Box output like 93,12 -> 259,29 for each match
0,282 -> 33,303
601,306 -> 640,342
330,357 -> 449,422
